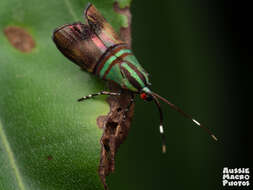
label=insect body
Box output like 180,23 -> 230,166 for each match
53,3 -> 217,153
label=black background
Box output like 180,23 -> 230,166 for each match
109,0 -> 252,189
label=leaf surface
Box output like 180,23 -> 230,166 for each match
0,0 -> 131,189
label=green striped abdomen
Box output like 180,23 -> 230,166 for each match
94,44 -> 150,92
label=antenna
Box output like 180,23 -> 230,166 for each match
151,92 -> 218,141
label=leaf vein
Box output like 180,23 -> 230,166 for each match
64,0 -> 78,20
0,120 -> 26,190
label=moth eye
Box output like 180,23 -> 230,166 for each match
140,92 -> 153,101
140,93 -> 147,100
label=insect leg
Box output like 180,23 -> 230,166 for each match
78,91 -> 121,102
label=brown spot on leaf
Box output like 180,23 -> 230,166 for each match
47,155 -> 53,160
4,26 -> 35,53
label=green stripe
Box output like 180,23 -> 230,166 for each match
104,64 -> 138,92
121,62 -> 145,88
99,49 -> 132,78
123,54 -> 151,85
115,49 -> 131,57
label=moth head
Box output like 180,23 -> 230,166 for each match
140,87 -> 153,101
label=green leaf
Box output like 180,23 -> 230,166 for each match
114,0 -> 132,9
0,0 -> 130,189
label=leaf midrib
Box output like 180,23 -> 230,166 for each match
0,120 -> 26,190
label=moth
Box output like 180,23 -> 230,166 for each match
53,3 -> 217,154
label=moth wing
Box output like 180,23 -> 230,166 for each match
52,22 -> 107,72
84,3 -> 124,47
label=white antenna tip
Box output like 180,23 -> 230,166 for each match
211,134 -> 218,141
192,119 -> 201,126
159,125 -> 164,134
162,145 -> 166,153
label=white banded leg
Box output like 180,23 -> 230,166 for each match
78,91 -> 121,102
151,95 -> 167,153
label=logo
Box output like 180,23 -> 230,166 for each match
223,167 -> 250,187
